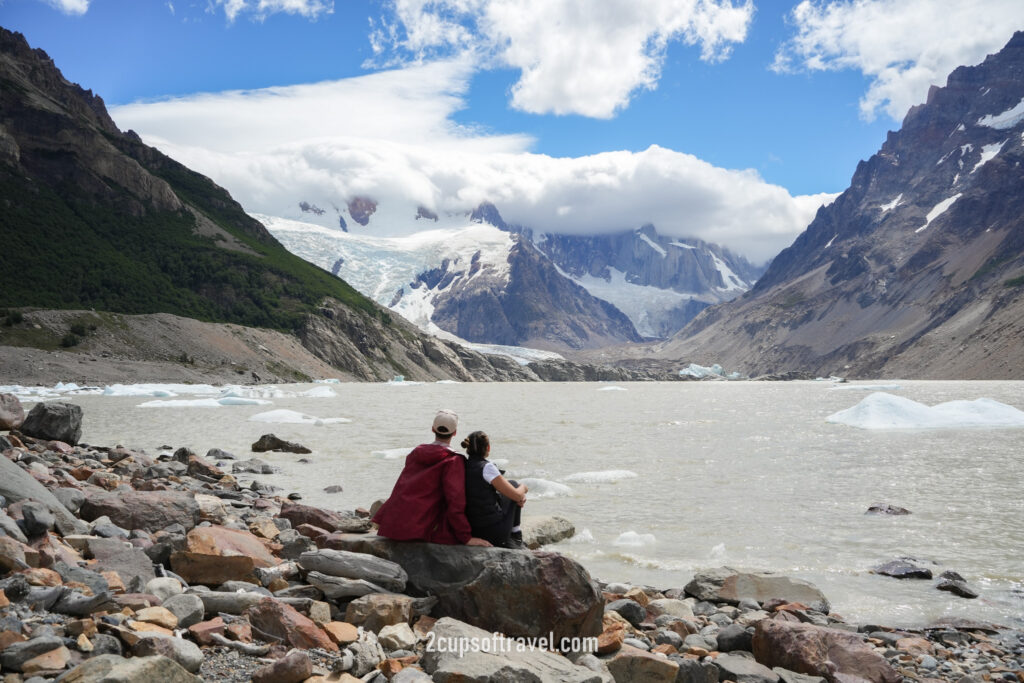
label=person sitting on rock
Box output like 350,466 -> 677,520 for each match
461,430 -> 528,549
373,409 -> 492,547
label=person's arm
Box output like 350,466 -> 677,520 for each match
491,475 -> 528,507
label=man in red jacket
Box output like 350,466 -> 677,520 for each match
373,409 -> 492,546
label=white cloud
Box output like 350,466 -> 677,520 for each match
370,0 -> 754,118
111,63 -> 830,264
774,0 -> 1024,122
210,0 -> 333,23
42,0 -> 89,15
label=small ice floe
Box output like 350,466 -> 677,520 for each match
613,531 -> 657,548
598,386 -> 627,391
519,478 -> 573,499
297,385 -> 336,398
826,392 -> 1024,429
830,383 -> 902,391
371,448 -> 409,460
137,397 -> 272,408
315,378 -> 341,384
249,409 -> 351,426
679,363 -> 745,380
103,383 -> 221,397
561,470 -> 638,484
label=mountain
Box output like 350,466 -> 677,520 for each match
258,214 -> 642,352
0,27 -> 579,382
652,32 -> 1024,379
525,224 -> 764,338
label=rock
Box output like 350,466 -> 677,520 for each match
183,525 -> 279,568
605,598 -> 646,627
145,577 -> 183,602
872,559 -> 933,580
244,597 -> 338,651
521,515 -> 576,548
0,453 -> 86,536
132,635 -> 204,673
298,548 -> 407,591
718,622 -> 755,652
647,598 -> 694,620
55,653 -> 201,682
323,485 -> 343,493
170,552 -> 260,586
231,459 -> 274,474
206,448 -> 235,461
187,617 -> 226,646
0,393 -> 25,430
713,652 -> 780,682
323,621 -> 360,646
192,494 -> 229,524
0,510 -> 29,543
752,618 -> 900,683
378,623 -> 418,651
276,529 -> 315,560
606,644 -> 679,682
280,501 -> 371,533
773,669 -> 826,683
685,568 -> 830,614
345,593 -> 414,632
306,571 -> 388,599
22,644 -> 70,674
134,606 -> 178,629
79,490 -> 200,533
251,649 -> 312,683
161,594 -> 204,628
251,434 -> 311,454
1,635 -> 65,671
19,501 -> 55,538
675,658 -> 720,683
186,456 -> 224,479
86,538 -> 155,592
331,534 -> 603,643
20,401 -> 82,444
421,617 -> 605,682
195,590 -> 265,616
936,572 -> 979,598
866,503 -> 911,515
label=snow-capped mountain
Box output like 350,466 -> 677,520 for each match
257,215 -> 641,351
652,31 -> 1024,379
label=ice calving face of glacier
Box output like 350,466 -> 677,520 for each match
826,392 -> 1024,430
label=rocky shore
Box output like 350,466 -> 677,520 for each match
0,395 -> 1022,682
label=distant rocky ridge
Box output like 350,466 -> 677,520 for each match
651,31 -> 1024,379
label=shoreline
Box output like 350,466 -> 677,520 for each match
1,394 -> 1022,681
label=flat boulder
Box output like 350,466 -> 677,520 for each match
79,490 -> 200,533
184,525 -> 279,568
244,597 -> 338,652
0,452 -> 86,536
685,568 -> 830,614
0,393 -> 24,430
55,653 -> 201,682
251,434 -> 311,454
279,500 -> 371,534
866,503 -> 911,515
752,618 -> 900,683
872,559 -> 932,580
329,534 -> 603,644
20,401 -> 82,444
298,548 -> 407,592
421,617 -> 605,682
522,515 -> 576,548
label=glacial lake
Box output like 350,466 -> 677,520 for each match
14,379 -> 1024,630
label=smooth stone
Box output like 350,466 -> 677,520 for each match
132,635 -> 204,674
161,594 -> 205,629
605,599 -> 646,627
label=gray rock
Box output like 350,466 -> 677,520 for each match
0,393 -> 25,430
685,567 -> 831,614
0,451 -> 87,536
623,637 -> 651,650
648,598 -> 694,619
326,534 -> 603,643
52,488 -> 86,514
88,634 -> 123,657
20,500 -> 56,537
738,598 -> 762,612
146,577 -> 184,602
606,598 -> 646,627
674,657 -> 720,683
161,594 -> 205,628
85,537 -> 155,592
251,434 -> 311,454
92,523 -> 130,539
391,668 -> 433,682
773,668 -> 826,683
79,490 -> 200,534
866,503 -> 911,515
654,629 -> 684,649
21,401 -> 82,444
205,448 -> 235,461
422,617 -> 604,682
717,623 -> 754,652
713,653 -> 780,683
55,654 -> 201,682
54,562 -> 109,596
920,655 -> 939,670
306,571 -> 388,599
521,515 -> 576,548
1,635 -> 64,671
872,559 -> 933,580
0,510 -> 29,543
936,577 -> 979,599
378,623 -> 418,651
216,581 -> 272,595
232,459 -> 275,474
195,590 -> 264,616
684,634 -> 714,651
298,548 -> 407,592
132,635 -> 204,674
276,529 -> 314,560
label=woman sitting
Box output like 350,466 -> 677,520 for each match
461,430 -> 528,549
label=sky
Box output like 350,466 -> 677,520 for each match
3,0 -> 1023,263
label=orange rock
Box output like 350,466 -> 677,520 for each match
412,615 -> 436,638
127,620 -> 175,637
226,622 -> 253,643
652,643 -> 678,656
245,598 -> 338,652
70,466 -> 96,481
101,571 -> 126,593
267,578 -> 289,592
896,636 -> 934,657
624,587 -> 650,607
20,567 -> 62,586
189,617 -> 227,646
323,621 -> 359,645
184,525 -> 279,568
134,606 -> 178,630
0,630 -> 27,650
170,552 -> 259,586
76,633 -> 93,652
22,645 -> 70,674
0,590 -> 8,608
597,623 -> 625,655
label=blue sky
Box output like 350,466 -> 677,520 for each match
4,0 -> 1023,262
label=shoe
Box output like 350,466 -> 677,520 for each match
508,531 -> 525,549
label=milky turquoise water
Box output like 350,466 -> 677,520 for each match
42,379 -> 1024,629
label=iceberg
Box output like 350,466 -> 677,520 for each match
249,409 -> 351,425
679,363 -> 745,380
827,392 -> 1024,430
598,386 -> 627,391
562,470 -> 638,484
137,397 -> 272,408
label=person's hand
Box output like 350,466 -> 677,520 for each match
466,537 -> 493,547
516,483 -> 529,507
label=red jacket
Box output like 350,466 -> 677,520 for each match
373,442 -> 473,544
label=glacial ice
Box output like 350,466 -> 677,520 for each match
830,383 -> 902,391
826,392 -> 1024,429
562,470 -> 639,484
977,97 -> 1024,129
613,531 -> 657,547
679,362 -> 743,379
566,528 -> 595,544
137,397 -> 272,408
519,478 -> 573,499
371,448 -> 409,460
598,386 -> 627,391
249,409 -> 351,425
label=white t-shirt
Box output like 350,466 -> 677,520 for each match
481,461 -> 501,484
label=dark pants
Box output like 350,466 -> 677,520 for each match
472,480 -> 522,548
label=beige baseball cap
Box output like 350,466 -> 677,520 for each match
432,409 -> 458,436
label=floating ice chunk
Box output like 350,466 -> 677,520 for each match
435,380 -> 460,384
220,385 -> 287,399
315,378 -> 342,384
519,478 -> 573,499
249,409 -> 351,425
680,363 -> 725,378
826,392 -> 1024,429
830,384 -> 902,391
598,386 -> 627,391
566,528 -> 595,544
137,397 -> 272,408
613,531 -> 657,547
562,470 -> 639,484
372,448 -> 409,460
297,386 -> 336,398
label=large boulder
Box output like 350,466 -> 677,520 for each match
685,568 -> 830,614
0,393 -> 24,430
243,597 -> 338,652
279,500 -> 371,533
421,617 -> 607,682
0,451 -> 87,536
752,618 -> 900,683
183,525 -> 279,568
20,401 -> 82,444
328,534 -> 603,644
298,548 -> 407,592
522,515 -> 576,549
54,654 -> 201,682
79,490 -> 200,533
